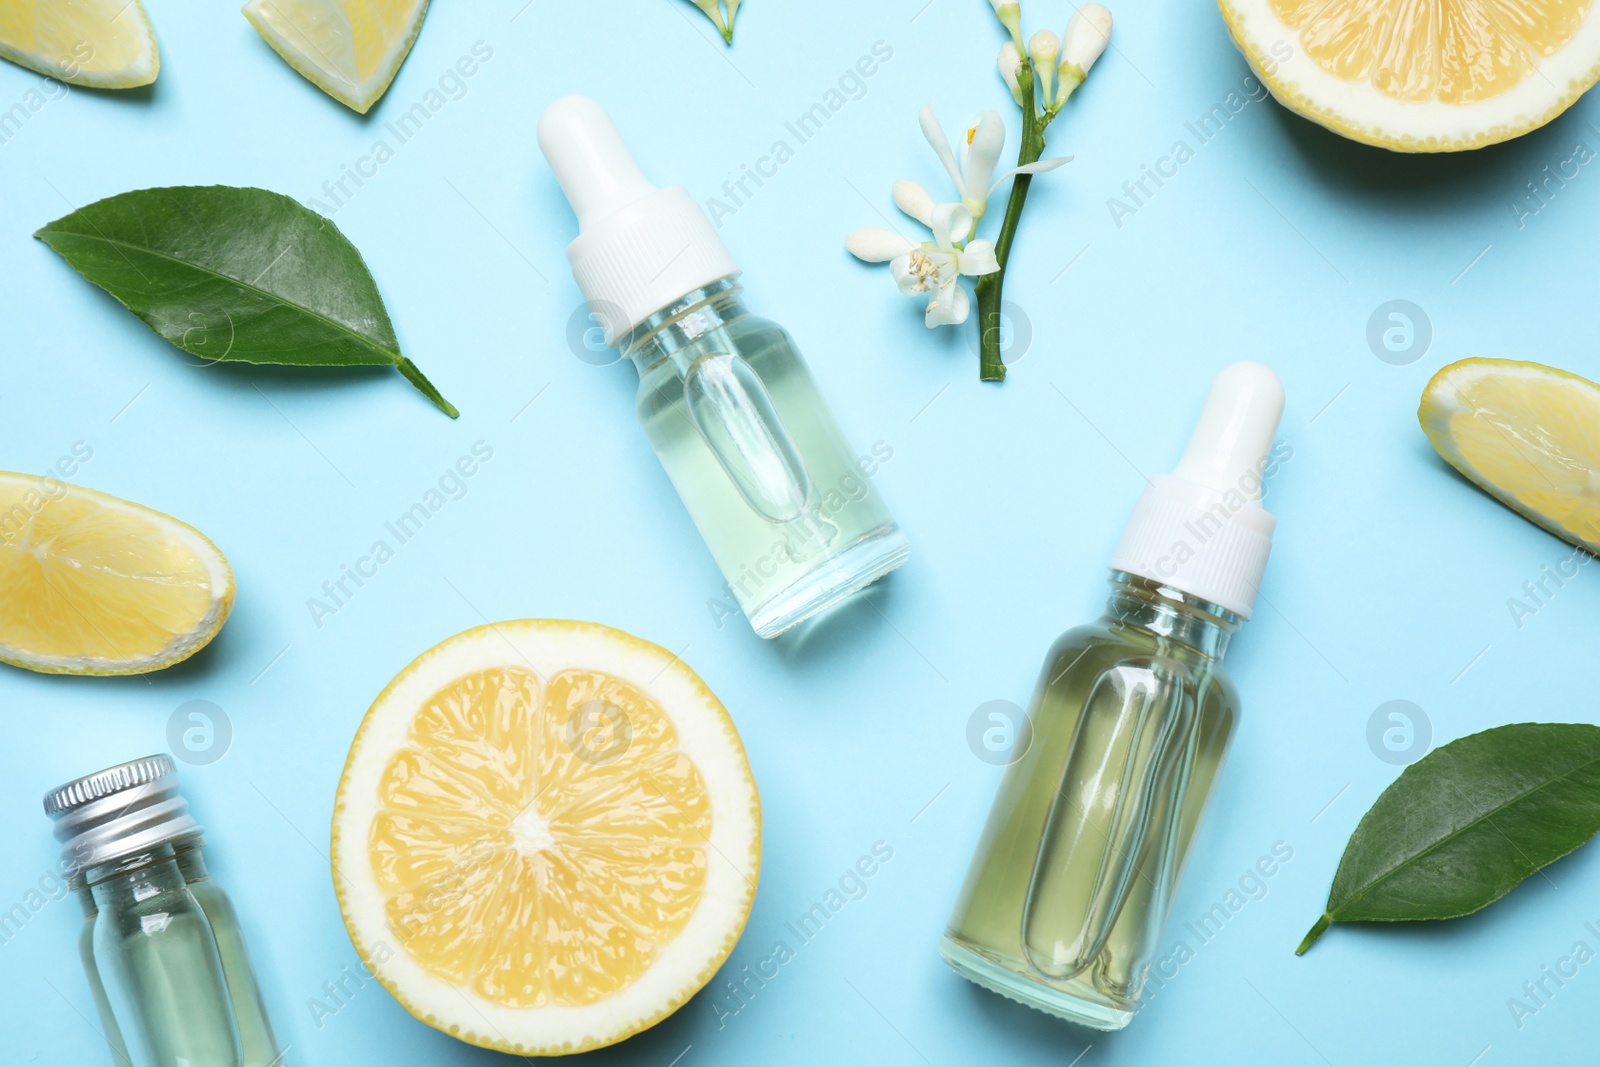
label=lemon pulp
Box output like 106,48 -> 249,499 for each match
1271,0 -> 1590,103
243,0 -> 430,113
0,0 -> 159,87
0,475 -> 231,674
370,666 -> 713,1008
333,620 -> 759,1054
1422,359 -> 1600,550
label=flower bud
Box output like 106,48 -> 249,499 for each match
691,0 -> 737,43
989,0 -> 1023,45
1028,30 -> 1059,108
997,41 -> 1024,106
1062,4 -> 1112,77
1028,28 -> 1060,69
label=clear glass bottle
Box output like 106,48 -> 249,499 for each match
539,96 -> 909,637
70,872 -> 133,1065
942,364 -> 1286,1029
943,574 -> 1240,1027
44,755 -> 283,1067
626,278 -> 908,635
175,838 -> 283,1066
89,845 -> 243,1066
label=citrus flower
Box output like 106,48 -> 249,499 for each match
848,2 -> 1111,378
846,199 -> 999,327
919,104 -> 1007,222
919,104 -> 1070,223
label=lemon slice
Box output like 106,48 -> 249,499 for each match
1220,0 -> 1600,150
0,0 -> 159,88
0,473 -> 233,675
1420,358 -> 1600,551
331,620 -> 761,1055
243,0 -> 429,114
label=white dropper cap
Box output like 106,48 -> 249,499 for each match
1108,362 -> 1286,619
537,95 -> 738,346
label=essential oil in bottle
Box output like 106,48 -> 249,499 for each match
45,754 -> 283,1066
538,96 -> 909,638
174,837 -> 282,1065
942,363 -> 1287,1029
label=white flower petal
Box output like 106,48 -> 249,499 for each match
948,283 -> 971,324
918,103 -> 966,198
998,42 -> 1022,95
928,202 -> 974,248
846,227 -> 915,262
986,156 -> 1073,196
959,111 -> 1007,215
957,239 -> 1000,276
891,180 -> 936,227
890,253 -> 920,295
925,280 -> 970,327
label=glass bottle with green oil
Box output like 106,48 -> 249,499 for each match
45,755 -> 284,1066
942,363 -> 1288,1029
174,838 -> 282,1065
69,872 -> 133,1066
539,96 -> 909,638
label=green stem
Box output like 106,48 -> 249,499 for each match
975,63 -> 1050,382
396,357 -> 459,418
1295,913 -> 1333,956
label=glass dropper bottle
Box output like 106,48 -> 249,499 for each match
943,363 -> 1288,1028
538,96 -> 911,637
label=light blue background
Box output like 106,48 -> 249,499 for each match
2,0 -> 1598,1064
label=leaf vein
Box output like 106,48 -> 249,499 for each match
44,228 -> 399,363
1339,753 -> 1600,914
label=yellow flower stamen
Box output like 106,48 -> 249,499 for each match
906,249 -> 942,292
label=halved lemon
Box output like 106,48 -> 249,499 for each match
1420,358 -> 1600,550
0,0 -> 159,88
331,620 -> 761,1056
1220,0 -> 1600,150
243,0 -> 429,114
0,473 -> 233,675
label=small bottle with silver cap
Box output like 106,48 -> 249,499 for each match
45,754 -> 282,1067
941,363 -> 1290,1029
537,95 -> 910,638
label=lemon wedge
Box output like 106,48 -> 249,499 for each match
0,0 -> 159,88
1220,0 -> 1600,150
1420,358 -> 1600,551
0,473 -> 233,675
243,0 -> 429,114
331,620 -> 761,1055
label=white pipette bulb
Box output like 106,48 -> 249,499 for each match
537,95 -> 738,346
537,95 -> 656,231
1109,363 -> 1286,619
1172,362 -> 1285,504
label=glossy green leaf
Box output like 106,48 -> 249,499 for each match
1298,723 -> 1600,954
35,185 -> 457,417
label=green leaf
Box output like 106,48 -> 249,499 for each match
34,185 -> 457,417
1298,723 -> 1600,954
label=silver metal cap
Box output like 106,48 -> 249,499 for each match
44,755 -> 202,875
